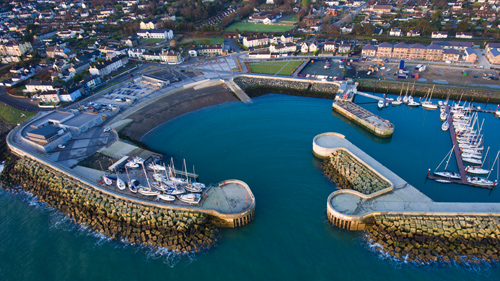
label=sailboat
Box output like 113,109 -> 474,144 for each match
117,178 -> 126,190
158,194 -> 176,201
182,159 -> 202,193
433,145 -> 461,180
138,161 -> 160,196
422,86 -> 438,110
441,121 -> 449,131
393,86 -> 403,106
124,166 -> 137,193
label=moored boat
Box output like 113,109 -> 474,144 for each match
377,100 -> 385,108
435,179 -> 451,183
433,170 -> 461,179
441,121 -> 449,131
117,178 -> 126,190
138,187 -> 160,196
462,157 -> 482,165
440,112 -> 447,121
178,193 -> 202,204
467,176 -> 495,187
158,194 -> 176,201
466,166 -> 490,175
103,176 -> 112,186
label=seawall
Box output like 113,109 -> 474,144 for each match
314,132 -> 500,263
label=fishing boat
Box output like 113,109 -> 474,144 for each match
377,100 -> 385,108
117,178 -> 126,190
441,121 -> 449,131
103,176 -> 112,186
138,187 -> 160,196
158,194 -> 176,201
178,193 -> 201,204
466,166 -> 490,175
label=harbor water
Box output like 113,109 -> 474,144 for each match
2,94 -> 500,280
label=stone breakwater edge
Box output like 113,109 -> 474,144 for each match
319,143 -> 500,265
0,157 -> 219,254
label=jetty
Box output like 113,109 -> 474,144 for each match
332,81 -> 394,138
313,132 -> 500,230
427,105 -> 496,189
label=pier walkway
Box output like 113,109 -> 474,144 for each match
313,133 -> 500,230
224,78 -> 252,104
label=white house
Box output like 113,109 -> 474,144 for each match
128,48 -> 146,59
301,42 -> 309,53
269,43 -> 296,53
389,28 -> 402,36
432,31 -> 448,38
136,29 -> 174,40
324,41 -> 336,52
456,32 -> 473,39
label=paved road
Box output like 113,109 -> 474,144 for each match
0,88 -> 50,112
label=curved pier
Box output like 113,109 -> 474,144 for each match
313,133 -> 500,231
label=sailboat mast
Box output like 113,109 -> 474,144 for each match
141,163 -> 152,190
487,150 -> 500,180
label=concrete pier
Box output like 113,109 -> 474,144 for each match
313,133 -> 500,231
331,100 -> 394,138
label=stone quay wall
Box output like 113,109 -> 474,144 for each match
357,80 -> 500,104
1,157 -> 217,253
366,214 -> 500,264
323,150 -> 391,195
233,76 -> 339,99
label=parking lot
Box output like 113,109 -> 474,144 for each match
95,80 -> 159,107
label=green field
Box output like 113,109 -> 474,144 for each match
281,14 -> 298,22
225,22 -> 294,33
249,61 -> 303,76
0,104 -> 36,124
180,37 -> 225,45
143,38 -> 164,43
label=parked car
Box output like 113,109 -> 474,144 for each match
103,127 -> 111,132
58,144 -> 65,149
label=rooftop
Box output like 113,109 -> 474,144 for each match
62,112 -> 100,127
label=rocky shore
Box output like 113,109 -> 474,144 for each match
234,76 -> 339,99
322,150 -> 390,194
0,156 -> 218,253
366,214 -> 500,264
358,80 -> 500,104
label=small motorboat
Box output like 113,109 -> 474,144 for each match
441,121 -> 449,131
440,112 -> 447,121
467,176 -> 494,187
407,100 -> 420,107
148,163 -> 166,171
462,157 -> 482,165
466,166 -> 490,175
433,170 -> 461,179
158,194 -> 176,201
178,193 -> 202,204
165,186 -> 186,195
377,100 -> 385,109
125,161 -> 139,169
103,176 -> 113,186
185,184 -> 202,193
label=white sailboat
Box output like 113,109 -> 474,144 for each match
441,121 -> 449,131
440,111 -> 447,121
103,176 -> 112,186
158,194 -> 176,201
466,166 -> 490,175
117,178 -> 126,190
433,145 -> 461,180
421,86 -> 438,110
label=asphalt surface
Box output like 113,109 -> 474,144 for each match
0,88 -> 50,112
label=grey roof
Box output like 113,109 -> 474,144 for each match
28,126 -> 58,138
378,42 -> 393,48
465,47 -> 475,56
45,111 -> 74,122
394,42 -> 409,49
363,44 -> 376,50
444,48 -> 460,55
62,112 -> 100,128
410,43 -> 425,49
427,44 -> 443,50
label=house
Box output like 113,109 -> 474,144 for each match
270,43 -> 296,53
26,81 -> 58,92
83,75 -> 101,89
425,44 -> 444,61
69,61 -> 90,74
0,41 -> 33,57
406,30 -> 421,37
432,41 -> 474,53
372,5 -> 392,13
456,32 -> 473,39
464,47 -> 477,63
89,55 -> 128,76
59,87 -> 83,102
140,18 -> 163,29
408,43 -> 426,60
188,50 -> 197,57
340,26 -> 353,34
128,48 -> 146,59
309,42 -> 318,53
376,42 -> 393,58
136,29 -> 174,40
243,36 -> 269,48
122,35 -> 139,47
34,31 -> 57,42
161,51 -> 182,64
301,42 -> 309,53
485,42 -> 500,64
389,28 -> 402,37
431,31 -> 448,38
443,48 -> 460,62
281,34 -> 293,44
198,45 -> 224,56
142,50 -> 162,61
248,12 -> 282,24
392,43 -> 409,59
323,41 -> 336,52
361,44 -> 377,57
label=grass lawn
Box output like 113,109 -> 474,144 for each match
143,38 -> 164,44
0,103 -> 36,124
249,61 -> 303,75
225,22 -> 294,33
281,14 -> 298,22
180,37 -> 225,45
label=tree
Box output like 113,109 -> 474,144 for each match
363,23 -> 375,35
301,0 -> 311,9
457,20 -> 469,32
431,10 -> 442,22
96,6 -> 102,13
417,20 -> 431,35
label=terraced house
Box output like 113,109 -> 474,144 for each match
392,43 -> 409,59
408,44 -> 426,60
365,42 -> 461,62
485,43 -> 500,64
243,36 -> 269,48
197,45 -> 224,56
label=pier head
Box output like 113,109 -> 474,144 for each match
314,132 -> 500,263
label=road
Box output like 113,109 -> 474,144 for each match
0,88 -> 51,112
334,3 -> 367,26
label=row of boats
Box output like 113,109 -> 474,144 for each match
102,157 -> 204,204
378,85 -> 440,109
433,103 -> 499,188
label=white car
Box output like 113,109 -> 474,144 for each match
103,127 -> 111,132
58,144 -> 65,149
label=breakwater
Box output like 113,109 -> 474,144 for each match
322,150 -> 391,195
233,76 -> 339,99
0,157 -> 217,253
357,80 -> 500,104
366,214 -> 500,264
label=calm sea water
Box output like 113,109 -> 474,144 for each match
1,94 -> 500,281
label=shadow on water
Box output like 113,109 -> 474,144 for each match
331,109 -> 392,145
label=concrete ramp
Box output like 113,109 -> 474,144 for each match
193,79 -> 223,90
225,78 -> 252,104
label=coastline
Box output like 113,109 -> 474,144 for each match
120,84 -> 238,142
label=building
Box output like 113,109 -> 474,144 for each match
142,50 -> 162,61
338,43 -> 351,54
361,44 -> 377,57
248,12 -> 282,24
431,31 -> 448,38
270,43 -> 296,53
406,30 -> 421,37
59,87 -> 83,102
68,62 -> 89,74
89,55 -> 128,76
464,47 -> 477,63
485,43 -> 500,64
372,5 -> 392,13
59,112 -> 104,135
39,90 -> 61,103
392,43 -> 409,59
376,42 -> 393,58
309,42 -> 318,53
161,51 -> 182,64
281,34 -> 293,44
425,44 -> 444,61
443,49 -> 460,62
301,42 -> 309,53
26,81 -> 57,92
128,48 -> 146,59
408,43 -> 426,60
432,41 -> 474,53
389,28 -> 402,37
323,41 -> 336,52
0,41 -> 33,56
136,29 -> 174,40
140,18 -> 163,29
198,45 -> 224,56
243,36 -> 269,48
456,32 -> 473,39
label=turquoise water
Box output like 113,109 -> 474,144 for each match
2,94 -> 500,280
